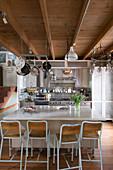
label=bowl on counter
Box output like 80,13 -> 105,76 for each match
24,107 -> 36,113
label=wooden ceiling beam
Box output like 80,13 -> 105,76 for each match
39,0 -> 55,60
72,0 -> 91,45
0,0 -> 39,56
83,17 -> 113,60
0,36 -> 20,56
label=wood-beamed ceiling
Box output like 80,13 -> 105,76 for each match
0,0 -> 113,60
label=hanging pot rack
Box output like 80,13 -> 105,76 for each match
17,54 -> 51,78
21,54 -> 48,60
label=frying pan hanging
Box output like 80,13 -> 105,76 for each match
30,58 -> 39,76
43,60 -> 51,70
21,62 -> 30,75
43,59 -> 51,79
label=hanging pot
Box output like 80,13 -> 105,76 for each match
16,69 -> 26,76
43,60 -> 51,71
30,58 -> 40,76
30,66 -> 39,76
44,69 -> 48,79
21,63 -> 30,75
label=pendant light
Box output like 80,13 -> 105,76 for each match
65,38 -> 78,61
63,60 -> 72,75
63,69 -> 72,75
65,46 -> 78,60
63,38 -> 72,75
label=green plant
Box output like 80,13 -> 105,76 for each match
71,93 -> 86,110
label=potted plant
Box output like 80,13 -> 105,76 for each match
71,93 -> 86,111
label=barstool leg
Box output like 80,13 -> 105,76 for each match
47,138 -> 49,170
20,137 -> 23,170
48,131 -> 50,157
71,143 -> 74,162
9,139 -> 11,158
79,141 -> 82,170
53,135 -> 56,164
57,141 -> 59,170
0,137 -> 3,159
76,143 -> 77,157
99,139 -> 103,170
24,136 -> 29,170
31,139 -> 33,158
93,139 -> 95,158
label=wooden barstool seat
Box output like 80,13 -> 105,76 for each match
81,121 -> 103,170
24,120 -> 50,170
53,124 -> 82,170
4,130 -> 25,138
0,120 -> 26,170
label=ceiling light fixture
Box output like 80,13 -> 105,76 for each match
2,12 -> 8,24
63,60 -> 72,75
65,38 -> 78,61
65,46 -> 78,60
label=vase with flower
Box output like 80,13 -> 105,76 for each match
71,93 -> 86,111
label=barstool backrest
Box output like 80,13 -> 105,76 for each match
81,121 -> 103,138
60,124 -> 81,143
27,120 -> 48,138
0,120 -> 21,137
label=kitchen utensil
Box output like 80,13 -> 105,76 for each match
30,58 -> 39,76
30,66 -> 39,76
43,60 -> 51,79
43,60 -> 51,70
21,63 -> 30,75
15,56 -> 25,69
44,69 -> 48,79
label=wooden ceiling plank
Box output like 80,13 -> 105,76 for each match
0,36 -> 20,56
72,0 -> 91,45
0,0 -> 39,55
39,0 -> 55,60
83,17 -> 113,60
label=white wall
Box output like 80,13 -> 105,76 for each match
3,65 -> 17,86
0,51 -> 17,86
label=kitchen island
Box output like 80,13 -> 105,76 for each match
3,105 -> 105,121
3,106 -> 106,148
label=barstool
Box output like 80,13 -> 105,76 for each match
24,120 -> 50,170
0,120 -> 26,170
81,121 -> 103,170
53,123 -> 82,170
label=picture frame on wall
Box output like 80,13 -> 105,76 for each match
0,53 -> 6,63
8,53 -> 16,59
12,59 -> 16,66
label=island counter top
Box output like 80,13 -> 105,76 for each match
3,106 -> 106,121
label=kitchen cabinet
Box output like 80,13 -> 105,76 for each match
92,67 -> 113,119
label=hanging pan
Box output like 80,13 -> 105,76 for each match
43,59 -> 51,79
43,60 -> 51,71
30,58 -> 39,76
21,57 -> 30,75
16,69 -> 26,76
